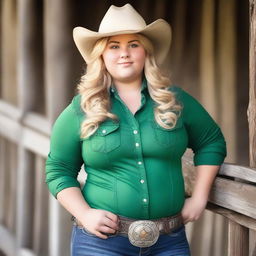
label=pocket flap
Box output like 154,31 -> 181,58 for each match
96,122 -> 120,136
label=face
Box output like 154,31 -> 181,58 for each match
102,34 -> 146,84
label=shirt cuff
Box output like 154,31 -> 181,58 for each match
194,152 -> 225,166
46,177 -> 81,198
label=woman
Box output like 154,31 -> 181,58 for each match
45,4 -> 226,256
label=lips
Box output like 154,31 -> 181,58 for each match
118,62 -> 133,66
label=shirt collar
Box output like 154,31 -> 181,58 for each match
109,78 -> 148,94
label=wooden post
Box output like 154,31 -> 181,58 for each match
199,0 -> 217,118
44,1 -> 77,255
217,0 -> 236,162
33,156 -> 49,255
228,221 -> 249,256
249,0 -> 256,168
249,1 -> 256,255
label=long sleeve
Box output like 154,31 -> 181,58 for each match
45,96 -> 84,198
176,87 -> 227,166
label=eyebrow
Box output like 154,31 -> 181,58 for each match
108,40 -> 140,44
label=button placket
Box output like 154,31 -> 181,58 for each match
131,123 -> 149,217
114,88 -> 150,218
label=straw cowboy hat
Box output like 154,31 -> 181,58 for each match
73,3 -> 172,66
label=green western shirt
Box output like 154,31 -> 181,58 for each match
45,80 -> 226,219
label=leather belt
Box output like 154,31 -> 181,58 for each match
73,214 -> 183,248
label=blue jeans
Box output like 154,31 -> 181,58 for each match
70,225 -> 191,256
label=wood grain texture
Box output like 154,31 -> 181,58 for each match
249,0 -> 256,167
228,220 -> 249,256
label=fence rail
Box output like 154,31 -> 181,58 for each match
183,151 -> 256,256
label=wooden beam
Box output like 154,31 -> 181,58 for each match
199,0 -> 217,118
44,1 -> 78,255
219,163 -> 256,183
228,220 -> 249,256
182,153 -> 256,219
210,177 -> 256,219
249,1 -> 256,255
33,156 -> 49,255
207,203 -> 256,231
249,0 -> 256,168
217,0 -> 237,162
17,0 -> 44,114
16,148 -> 35,248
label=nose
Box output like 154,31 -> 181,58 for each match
120,47 -> 129,58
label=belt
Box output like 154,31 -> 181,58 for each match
73,214 -> 183,248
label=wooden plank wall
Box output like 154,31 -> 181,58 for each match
0,0 -> 251,256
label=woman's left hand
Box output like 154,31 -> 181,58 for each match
181,196 -> 207,224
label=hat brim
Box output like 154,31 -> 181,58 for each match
73,19 -> 171,66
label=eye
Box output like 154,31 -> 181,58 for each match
109,44 -> 119,49
129,43 -> 139,48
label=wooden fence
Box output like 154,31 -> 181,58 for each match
0,0 -> 255,255
183,152 -> 256,256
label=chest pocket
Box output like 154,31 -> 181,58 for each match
152,117 -> 183,148
90,122 -> 121,153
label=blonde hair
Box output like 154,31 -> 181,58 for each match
78,34 -> 181,139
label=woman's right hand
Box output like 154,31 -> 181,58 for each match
79,208 -> 119,239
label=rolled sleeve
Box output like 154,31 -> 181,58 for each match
176,87 -> 227,166
45,96 -> 84,198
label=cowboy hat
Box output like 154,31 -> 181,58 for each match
73,4 -> 172,66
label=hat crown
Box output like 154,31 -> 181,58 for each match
99,4 -> 146,33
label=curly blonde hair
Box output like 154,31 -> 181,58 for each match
78,34 -> 181,138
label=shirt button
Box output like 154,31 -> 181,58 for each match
140,179 -> 145,184
143,198 -> 147,203
135,143 -> 140,147
133,130 -> 138,134
102,129 -> 107,134
138,161 -> 142,165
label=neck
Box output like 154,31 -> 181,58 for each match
113,78 -> 142,93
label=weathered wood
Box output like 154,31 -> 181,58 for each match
217,0 -> 237,162
0,99 -> 22,120
248,1 -> 256,254
0,137 -> 5,224
33,156 -> 49,255
183,151 -> 256,183
219,163 -> 256,183
44,0 -> 78,123
1,0 -> 18,105
207,203 -> 256,231
16,148 -> 35,248
249,230 -> 256,256
23,113 -> 51,136
200,0 -> 217,118
228,220 -> 249,256
22,127 -> 49,158
183,153 -> 256,219
17,0 -> 44,114
44,1 -> 81,255
210,177 -> 256,219
249,0 -> 256,168
0,112 -> 22,144
0,226 -> 17,256
7,142 -> 17,233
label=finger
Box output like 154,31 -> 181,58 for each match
99,225 -> 117,234
95,231 -> 108,239
103,218 -> 119,230
105,212 -> 119,223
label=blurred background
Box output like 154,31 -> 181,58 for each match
0,0 -> 250,255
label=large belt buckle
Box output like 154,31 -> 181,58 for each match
128,220 -> 159,248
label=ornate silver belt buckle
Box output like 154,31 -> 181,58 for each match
128,220 -> 159,248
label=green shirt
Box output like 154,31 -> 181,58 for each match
45,80 -> 226,219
